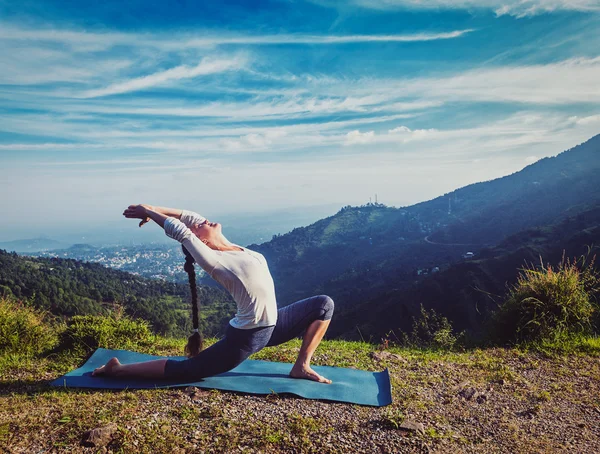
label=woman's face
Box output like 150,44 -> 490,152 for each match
190,219 -> 223,247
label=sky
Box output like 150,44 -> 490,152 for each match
1,0 -> 600,241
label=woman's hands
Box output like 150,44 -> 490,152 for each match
123,204 -> 153,227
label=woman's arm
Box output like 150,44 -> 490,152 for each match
163,217 -> 220,275
137,205 -> 206,228
144,207 -> 169,229
149,205 -> 184,219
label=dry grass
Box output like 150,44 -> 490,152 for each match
1,338 -> 599,453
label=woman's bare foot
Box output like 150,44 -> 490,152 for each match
92,357 -> 122,377
290,365 -> 332,384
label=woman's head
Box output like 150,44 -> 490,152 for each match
190,219 -> 225,250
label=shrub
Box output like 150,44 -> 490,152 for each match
58,308 -> 155,354
0,296 -> 58,356
492,251 -> 599,344
402,304 -> 459,349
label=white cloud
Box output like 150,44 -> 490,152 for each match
388,125 -> 438,141
569,114 -> 600,125
0,23 -> 474,54
181,30 -> 475,46
345,130 -> 376,145
316,0 -> 600,17
388,126 -> 411,134
220,130 -> 288,151
0,143 -> 106,150
297,57 -> 600,105
409,57 -> 600,104
81,57 -> 246,98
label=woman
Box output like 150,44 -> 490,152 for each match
92,204 -> 334,383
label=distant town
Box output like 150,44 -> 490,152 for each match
32,243 -> 200,283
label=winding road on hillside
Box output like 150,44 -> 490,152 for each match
423,235 -> 484,247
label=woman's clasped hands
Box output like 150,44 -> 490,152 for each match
123,204 -> 152,227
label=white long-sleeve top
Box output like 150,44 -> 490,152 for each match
163,210 -> 278,330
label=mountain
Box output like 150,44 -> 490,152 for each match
329,204 -> 600,341
421,134 -> 600,245
0,237 -> 67,253
246,134 -> 600,314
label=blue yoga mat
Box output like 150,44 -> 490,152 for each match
49,348 -> 392,407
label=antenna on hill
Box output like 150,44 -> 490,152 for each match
369,197 -> 372,204
375,194 -> 378,204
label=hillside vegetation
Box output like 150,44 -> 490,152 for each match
330,205 -> 600,341
0,250 -> 236,338
0,291 -> 599,453
249,135 -> 600,323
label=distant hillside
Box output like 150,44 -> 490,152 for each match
329,204 -> 600,341
0,237 -> 67,253
0,249 -> 235,337
422,134 -> 600,245
248,134 -> 600,309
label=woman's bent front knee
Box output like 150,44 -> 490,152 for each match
318,295 -> 334,321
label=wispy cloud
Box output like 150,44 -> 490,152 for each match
295,57 -> 600,105
81,57 -> 247,98
180,30 -> 475,46
314,0 -> 600,17
1,12 -> 599,230
0,23 -> 474,53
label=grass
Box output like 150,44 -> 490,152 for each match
1,294 -> 600,452
492,252 -> 599,344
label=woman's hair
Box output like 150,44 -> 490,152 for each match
182,245 -> 203,357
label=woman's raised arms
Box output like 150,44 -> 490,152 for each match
123,205 -> 205,228
123,204 -> 219,275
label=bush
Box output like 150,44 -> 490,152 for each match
402,304 -> 459,349
58,308 -> 155,355
0,296 -> 58,356
492,251 -> 599,344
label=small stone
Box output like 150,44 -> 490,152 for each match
398,420 -> 425,435
183,386 -> 206,400
370,351 -> 406,363
458,387 -> 477,400
81,423 -> 118,447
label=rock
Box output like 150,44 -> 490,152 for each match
398,420 -> 425,435
81,423 -> 118,447
183,386 -> 198,395
458,387 -> 477,400
183,386 -> 205,400
370,351 -> 406,363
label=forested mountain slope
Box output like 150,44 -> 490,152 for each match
329,205 -> 600,341
0,250 -> 235,337
248,135 -> 600,310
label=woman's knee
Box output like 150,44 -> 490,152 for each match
318,295 -> 334,321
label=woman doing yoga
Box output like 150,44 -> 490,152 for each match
92,204 -> 334,383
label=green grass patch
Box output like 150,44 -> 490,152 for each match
492,252 -> 599,344
0,296 -> 59,356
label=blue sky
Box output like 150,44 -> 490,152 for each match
1,0 -> 599,240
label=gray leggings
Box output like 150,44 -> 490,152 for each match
164,294 -> 334,380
